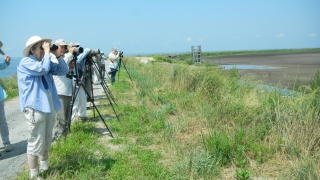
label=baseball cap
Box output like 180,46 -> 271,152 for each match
55,39 -> 68,46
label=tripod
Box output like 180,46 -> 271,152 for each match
86,56 -> 119,122
117,53 -> 133,83
65,56 -> 114,138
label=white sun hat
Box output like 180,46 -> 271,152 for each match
22,36 -> 52,57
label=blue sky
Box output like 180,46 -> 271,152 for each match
1,0 -> 319,57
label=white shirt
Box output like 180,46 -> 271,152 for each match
108,52 -> 119,68
52,53 -> 74,96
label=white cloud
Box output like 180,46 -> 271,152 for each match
276,33 -> 284,38
197,38 -> 203,41
310,33 -> 317,37
256,34 -> 261,38
186,37 -> 191,41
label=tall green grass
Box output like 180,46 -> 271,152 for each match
117,57 -> 320,179
14,56 -> 319,179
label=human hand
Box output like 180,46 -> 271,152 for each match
5,55 -> 11,63
68,46 -> 75,55
42,42 -> 50,54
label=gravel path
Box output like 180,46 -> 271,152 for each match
0,97 -> 28,180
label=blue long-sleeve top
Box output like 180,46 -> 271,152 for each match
17,54 -> 69,113
0,60 -> 9,101
76,48 -> 91,78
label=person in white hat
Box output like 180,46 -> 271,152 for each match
17,36 -> 69,178
0,43 -> 13,158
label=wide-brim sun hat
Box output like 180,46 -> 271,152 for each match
22,36 -> 52,57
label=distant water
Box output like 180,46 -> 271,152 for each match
221,64 -> 284,70
0,57 -> 22,78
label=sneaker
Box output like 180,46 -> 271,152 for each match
4,144 -> 12,152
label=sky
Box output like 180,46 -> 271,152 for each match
0,0 -> 319,57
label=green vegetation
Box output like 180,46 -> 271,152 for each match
148,48 -> 320,65
14,55 -> 320,179
0,74 -> 18,101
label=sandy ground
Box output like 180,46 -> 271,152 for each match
202,52 -> 320,89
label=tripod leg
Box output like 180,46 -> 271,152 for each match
100,80 -> 117,106
92,62 -> 117,105
85,64 -> 95,118
120,59 -> 133,83
65,84 -> 80,139
81,82 -> 115,137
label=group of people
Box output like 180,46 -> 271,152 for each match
0,36 -> 121,179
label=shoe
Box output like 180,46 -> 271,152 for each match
0,153 -> 2,159
4,144 -> 12,152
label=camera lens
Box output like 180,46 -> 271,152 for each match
74,47 -> 83,55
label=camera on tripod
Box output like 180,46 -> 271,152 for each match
66,43 -> 84,56
90,49 -> 100,56
66,68 -> 83,79
66,71 -> 74,79
115,51 -> 123,58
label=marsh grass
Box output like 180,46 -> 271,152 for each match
13,55 -> 320,179
0,74 -> 18,100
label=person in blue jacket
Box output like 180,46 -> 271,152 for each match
17,36 -> 69,179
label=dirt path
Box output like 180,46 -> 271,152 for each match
0,97 -> 28,180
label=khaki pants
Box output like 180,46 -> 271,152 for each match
24,90 -> 56,156
53,95 -> 72,140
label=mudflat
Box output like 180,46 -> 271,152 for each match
202,52 -> 320,89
